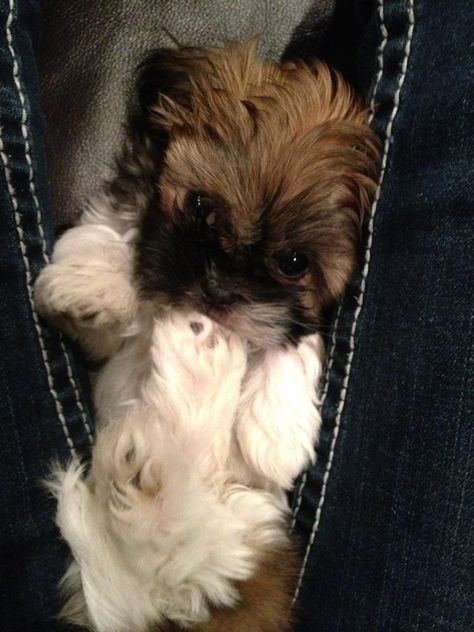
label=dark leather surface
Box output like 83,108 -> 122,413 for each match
38,1 -> 335,226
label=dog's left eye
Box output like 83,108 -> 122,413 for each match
275,251 -> 309,279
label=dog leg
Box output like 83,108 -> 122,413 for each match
34,221 -> 136,361
236,334 -> 324,489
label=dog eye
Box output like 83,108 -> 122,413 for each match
186,191 -> 218,226
187,191 -> 213,213
188,191 -> 205,212
275,251 -> 309,279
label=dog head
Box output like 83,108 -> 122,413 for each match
127,41 -> 379,346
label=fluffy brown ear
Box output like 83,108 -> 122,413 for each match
106,49 -> 201,218
137,49 -> 191,110
272,59 -> 380,229
136,48 -> 204,133
136,40 -> 263,135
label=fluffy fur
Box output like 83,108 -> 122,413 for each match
35,41 -> 379,631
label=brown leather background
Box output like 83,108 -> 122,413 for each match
38,1 -> 335,226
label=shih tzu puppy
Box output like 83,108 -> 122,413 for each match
35,41 -> 379,631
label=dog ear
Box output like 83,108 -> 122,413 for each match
107,48 -> 204,217
117,48 -> 199,183
136,48 -> 202,132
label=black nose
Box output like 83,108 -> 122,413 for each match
202,282 -> 239,308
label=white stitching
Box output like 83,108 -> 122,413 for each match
291,5 -> 388,534
5,0 -> 93,445
290,304 -> 342,532
7,0 -> 93,444
1,0 -> 76,457
61,352 -> 94,444
292,0 -> 416,604
0,152 -> 77,457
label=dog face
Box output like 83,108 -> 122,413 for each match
130,41 -> 380,346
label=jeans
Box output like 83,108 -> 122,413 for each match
0,0 -> 472,631
291,1 -> 473,630
0,1 -> 93,629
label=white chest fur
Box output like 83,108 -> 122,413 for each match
35,216 -> 324,632
97,308 -> 323,489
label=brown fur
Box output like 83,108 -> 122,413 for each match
158,540 -> 299,632
129,40 -> 380,342
65,41 -> 381,631
64,543 -> 298,632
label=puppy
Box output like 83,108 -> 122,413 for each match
35,41 -> 379,631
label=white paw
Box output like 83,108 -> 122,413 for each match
34,224 -> 136,351
236,337 -> 323,489
92,417 -> 165,527
35,263 -> 134,332
151,311 -> 247,406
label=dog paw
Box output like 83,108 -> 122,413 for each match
34,224 -> 137,344
35,263 -> 135,334
93,419 -> 162,522
153,312 -> 247,405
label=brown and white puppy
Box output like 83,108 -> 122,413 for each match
35,41 -> 379,632
128,41 -> 379,345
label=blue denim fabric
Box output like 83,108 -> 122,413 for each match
292,1 -> 473,630
0,1 -> 93,629
0,0 -> 472,631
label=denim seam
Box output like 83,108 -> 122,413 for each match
6,0 -> 94,446
290,303 -> 342,530
0,0 -> 80,457
61,352 -> 94,443
292,0 -> 416,604
0,141 -> 77,457
12,0 -> 93,446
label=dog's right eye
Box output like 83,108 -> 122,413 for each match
188,191 -> 205,213
186,191 -> 218,226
